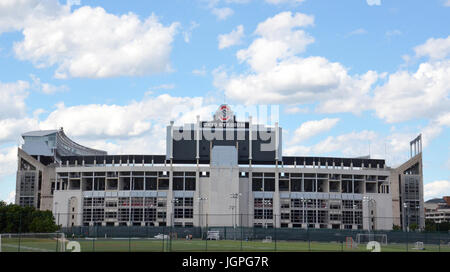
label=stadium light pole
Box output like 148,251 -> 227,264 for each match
416,205 -> 421,231
170,198 -> 180,251
230,193 -> 242,230
197,197 -> 207,228
404,202 -> 409,252
301,198 -> 306,229
363,196 -> 376,241
403,202 -> 409,232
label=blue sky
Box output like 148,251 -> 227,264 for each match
0,0 -> 449,203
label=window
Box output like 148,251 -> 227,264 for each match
291,179 -> 301,192
279,180 -> 289,191
173,178 -> 184,191
174,198 -> 184,206
254,209 -> 263,219
157,212 -> 167,219
264,179 -> 275,192
145,177 -> 157,190
184,209 -> 193,219
158,179 -> 169,190
252,178 -> 263,191
185,178 -> 196,191
184,198 -> 194,207
174,208 -> 184,219
144,209 -> 157,221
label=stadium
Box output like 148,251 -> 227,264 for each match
4,104 -> 440,252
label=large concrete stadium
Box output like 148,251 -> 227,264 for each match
15,105 -> 424,231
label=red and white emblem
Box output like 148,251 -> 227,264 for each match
214,104 -> 233,123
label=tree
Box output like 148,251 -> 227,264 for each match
0,204 -> 58,233
392,225 -> 401,231
425,219 -> 436,232
409,223 -> 419,231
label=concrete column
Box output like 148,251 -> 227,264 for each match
274,160 -> 281,228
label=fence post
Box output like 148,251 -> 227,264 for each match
128,226 -> 131,252
307,228 -> 310,252
274,216 -> 277,252
438,226 -> 441,252
240,214 -> 243,252
406,228 -> 408,252
18,212 -> 22,252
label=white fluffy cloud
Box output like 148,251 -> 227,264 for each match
0,0 -> 66,34
0,80 -> 30,119
0,118 -> 39,144
290,118 -> 339,144
424,180 -> 450,200
220,56 -> 379,113
366,0 -> 381,6
236,11 -> 314,72
38,94 -> 208,139
10,4 -> 179,79
373,61 -> 450,123
218,25 -> 244,49
0,146 -> 18,180
217,12 -> 379,114
285,129 -> 419,167
414,36 -> 450,60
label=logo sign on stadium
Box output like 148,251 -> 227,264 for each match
202,104 -> 246,128
218,104 -> 232,122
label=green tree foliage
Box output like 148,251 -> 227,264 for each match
425,219 -> 450,232
392,225 -> 401,231
409,223 -> 419,231
0,204 -> 58,233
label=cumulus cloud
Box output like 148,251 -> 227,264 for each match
0,146 -> 18,180
38,94 -> 209,140
9,4 -> 179,78
0,80 -> 30,119
220,56 -> 379,114
414,35 -> 450,60
0,118 -> 39,144
424,180 -> 450,200
284,129 -> 420,167
236,11 -> 314,72
0,0 -> 66,34
218,25 -> 244,49
373,61 -> 450,123
216,12 -> 379,114
290,118 -> 340,144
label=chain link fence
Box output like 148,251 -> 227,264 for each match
1,213 -> 450,252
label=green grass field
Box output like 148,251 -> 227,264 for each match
2,237 -> 450,252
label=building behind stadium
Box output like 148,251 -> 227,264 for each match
15,105 -> 425,231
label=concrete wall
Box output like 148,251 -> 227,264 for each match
53,190 -> 83,227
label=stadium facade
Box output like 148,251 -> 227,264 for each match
15,105 -> 424,231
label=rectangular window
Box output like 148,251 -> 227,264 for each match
185,178 -> 196,191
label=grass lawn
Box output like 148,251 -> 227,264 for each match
2,237 -> 450,252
